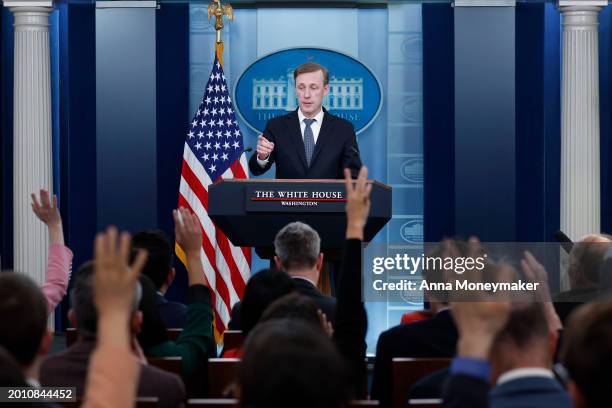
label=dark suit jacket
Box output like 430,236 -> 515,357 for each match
40,339 -> 185,408
227,276 -> 337,329
248,109 -> 362,179
291,277 -> 337,324
371,309 -> 458,407
490,376 -> 572,408
155,292 -> 188,328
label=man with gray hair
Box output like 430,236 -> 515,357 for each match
228,221 -> 336,330
40,262 -> 185,407
272,221 -> 336,323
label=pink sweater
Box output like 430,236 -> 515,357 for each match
41,244 -> 73,315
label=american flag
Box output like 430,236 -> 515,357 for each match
177,53 -> 251,339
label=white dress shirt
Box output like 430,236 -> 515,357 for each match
257,108 -> 325,167
496,368 -> 555,385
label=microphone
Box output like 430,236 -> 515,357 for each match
243,147 -> 253,153
347,146 -> 362,177
554,230 -> 573,254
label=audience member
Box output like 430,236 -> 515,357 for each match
40,262 -> 185,406
371,242 -> 462,407
0,345 -> 28,386
229,220 -> 336,329
488,303 -> 570,407
31,189 -> 73,315
554,234 -> 612,322
239,319 -> 350,408
223,268 -> 295,357
260,292 -> 332,336
561,301 -> 612,408
139,208 -> 214,380
442,257 -> 570,408
82,226 -> 147,408
0,273 -> 51,386
132,230 -> 187,328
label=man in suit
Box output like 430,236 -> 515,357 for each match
40,262 -> 185,408
248,62 -> 361,179
229,221 -> 336,328
371,244 -> 458,408
443,302 -> 571,408
132,230 -> 187,328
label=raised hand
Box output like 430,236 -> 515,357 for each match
173,208 -> 209,287
344,166 -> 372,240
93,227 -> 147,349
256,135 -> 275,160
31,189 -> 64,245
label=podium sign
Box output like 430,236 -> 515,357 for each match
245,183 -> 346,213
209,179 -> 392,251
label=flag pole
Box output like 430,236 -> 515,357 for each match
208,0 -> 234,67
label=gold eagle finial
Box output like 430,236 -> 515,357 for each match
208,0 -> 234,44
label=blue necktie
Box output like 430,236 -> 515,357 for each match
303,118 -> 316,167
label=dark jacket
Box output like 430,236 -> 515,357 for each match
228,276 -> 337,328
371,309 -> 458,407
248,109 -> 361,179
40,339 -> 185,408
155,292 -> 188,328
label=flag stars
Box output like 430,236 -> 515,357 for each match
221,153 -> 229,161
208,119 -> 215,127
214,84 -> 220,93
209,164 -> 217,172
223,141 -> 230,149
213,97 -> 219,104
187,131 -> 194,139
220,96 -> 226,104
221,84 -> 226,92
197,131 -> 204,138
227,107 -> 234,114
202,153 -> 209,161
203,108 -> 209,116
233,141 -> 240,148
196,109 -> 201,117
207,85 -> 214,93
205,97 -> 211,105
216,61 -> 221,70
211,108 -> 218,116
219,108 -> 226,115
214,142 -> 221,150
217,119 -> 224,127
200,119 -> 206,127
204,142 -> 211,150
216,130 -> 223,138
212,153 -> 219,161
226,119 -> 233,127
194,142 -> 202,150
234,130 -> 241,137
225,130 -> 232,138
191,119 -> 197,128
206,131 -> 214,138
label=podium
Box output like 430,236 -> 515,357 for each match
208,179 -> 392,258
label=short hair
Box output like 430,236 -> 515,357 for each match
0,273 -> 48,367
239,319 -> 349,408
136,274 -> 169,349
260,292 -> 322,331
293,62 -> 329,86
562,301 -> 612,407
132,230 -> 173,290
493,302 -> 549,350
568,238 -> 612,289
274,222 -> 321,270
240,269 -> 296,337
72,262 -> 142,336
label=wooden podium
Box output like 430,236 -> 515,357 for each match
208,179 -> 392,259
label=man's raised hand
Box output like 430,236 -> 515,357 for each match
344,166 -> 372,240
